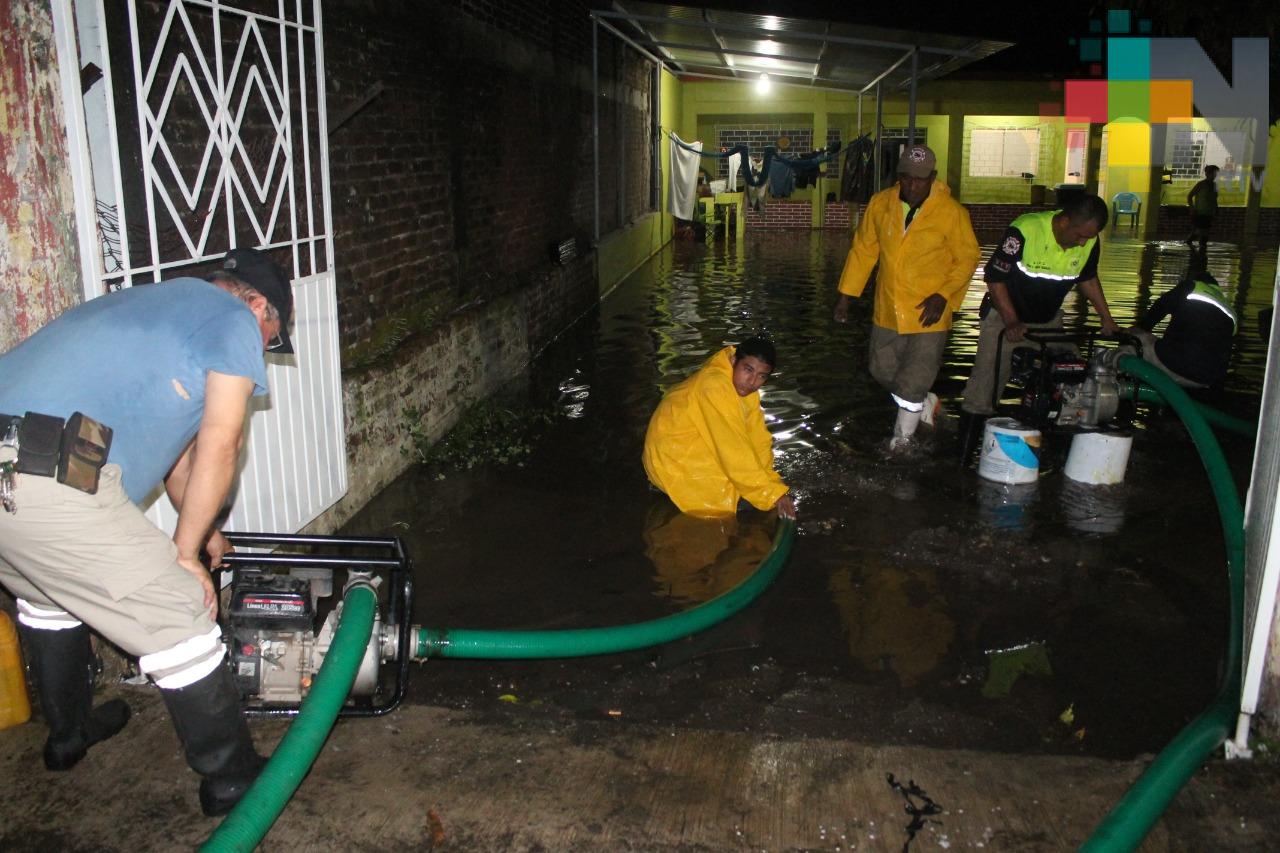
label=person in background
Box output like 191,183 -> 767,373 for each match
959,195 -> 1119,437
1186,164 -> 1219,254
833,144 -> 980,452
1129,262 -> 1236,388
643,337 -> 797,519
0,247 -> 292,816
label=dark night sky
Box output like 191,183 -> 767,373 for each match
648,0 -> 1279,117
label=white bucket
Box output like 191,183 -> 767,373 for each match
978,418 -> 1041,485
1064,430 -> 1133,485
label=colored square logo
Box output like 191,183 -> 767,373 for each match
1065,80 -> 1107,123
1080,37 -> 1102,62
1108,38 -> 1150,80
1149,81 -> 1193,123
1108,121 -> 1152,167
1109,81 -> 1150,121
1108,9 -> 1131,33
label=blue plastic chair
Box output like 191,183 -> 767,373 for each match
1112,192 -> 1141,230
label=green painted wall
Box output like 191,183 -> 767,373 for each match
597,67 -> 682,297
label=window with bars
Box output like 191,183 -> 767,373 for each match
1168,129 -> 1246,182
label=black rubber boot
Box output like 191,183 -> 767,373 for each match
19,622 -> 131,771
160,665 -> 266,817
958,411 -> 988,464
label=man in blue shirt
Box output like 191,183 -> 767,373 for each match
0,248 -> 291,816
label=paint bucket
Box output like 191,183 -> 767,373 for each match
1064,429 -> 1133,485
978,418 -> 1041,485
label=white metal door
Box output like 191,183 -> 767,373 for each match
51,0 -> 346,535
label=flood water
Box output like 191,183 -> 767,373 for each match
345,232 -> 1275,760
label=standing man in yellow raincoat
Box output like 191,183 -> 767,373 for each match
834,144 -> 980,451
643,338 -> 797,519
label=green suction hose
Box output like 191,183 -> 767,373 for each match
202,581 -> 378,853
414,518 -> 796,659
1081,356 -> 1245,851
1132,386 -> 1256,438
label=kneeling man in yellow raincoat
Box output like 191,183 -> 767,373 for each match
643,338 -> 797,519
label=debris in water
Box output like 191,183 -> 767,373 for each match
982,643 -> 1052,698
886,773 -> 943,851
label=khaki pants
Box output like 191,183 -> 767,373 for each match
868,325 -> 949,406
0,464 -> 215,657
961,310 -> 1070,414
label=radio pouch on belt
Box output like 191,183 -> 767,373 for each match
57,412 -> 112,495
15,412 -> 64,477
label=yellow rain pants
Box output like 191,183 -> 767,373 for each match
642,347 -> 789,515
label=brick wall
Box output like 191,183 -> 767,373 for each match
313,253 -> 598,531
1155,205 -> 1280,246
823,202 -> 851,231
745,200 -> 812,230
303,0 -> 653,528
714,125 -> 813,182
966,203 -> 1056,237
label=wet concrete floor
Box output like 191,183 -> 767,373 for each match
3,233 -> 1280,850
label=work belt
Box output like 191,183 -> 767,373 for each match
0,411 -> 113,514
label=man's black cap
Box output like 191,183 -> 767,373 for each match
223,247 -> 294,353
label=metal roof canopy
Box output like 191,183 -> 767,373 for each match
593,2 -> 1011,95
586,3 -> 1013,241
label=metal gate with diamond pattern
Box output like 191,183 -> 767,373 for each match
51,0 -> 346,535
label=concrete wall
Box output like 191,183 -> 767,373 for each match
0,0 -> 83,352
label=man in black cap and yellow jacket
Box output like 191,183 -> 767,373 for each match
834,143 -> 980,452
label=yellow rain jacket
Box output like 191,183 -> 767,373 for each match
642,347 -> 789,515
837,181 -> 980,333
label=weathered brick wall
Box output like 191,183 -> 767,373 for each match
308,0 -> 642,529
0,0 -> 83,352
324,0 -> 651,349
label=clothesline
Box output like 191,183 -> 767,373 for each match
665,130 -> 842,189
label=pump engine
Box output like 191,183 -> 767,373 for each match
1009,334 -> 1137,429
218,534 -> 413,717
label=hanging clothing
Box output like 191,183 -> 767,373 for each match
768,159 -> 795,198
727,151 -> 742,192
668,132 -> 703,220
746,157 -> 768,211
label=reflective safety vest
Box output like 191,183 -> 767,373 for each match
1188,278 -> 1237,331
1010,210 -> 1096,283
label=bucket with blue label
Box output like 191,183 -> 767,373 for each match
978,417 -> 1041,485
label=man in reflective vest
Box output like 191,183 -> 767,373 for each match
960,194 -> 1120,419
1129,266 -> 1236,387
834,144 -> 980,452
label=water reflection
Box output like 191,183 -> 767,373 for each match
828,563 -> 955,687
643,504 -> 774,605
974,480 -> 1039,532
1058,478 -> 1128,536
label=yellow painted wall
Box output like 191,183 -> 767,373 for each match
672,77 -> 1277,210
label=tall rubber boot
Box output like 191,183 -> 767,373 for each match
160,664 -> 265,817
19,622 -> 131,771
958,411 -> 988,464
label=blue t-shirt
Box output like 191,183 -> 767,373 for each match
0,278 -> 269,502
